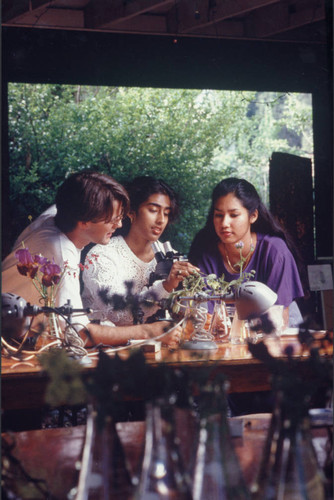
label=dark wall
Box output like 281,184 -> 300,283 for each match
2,26 -> 333,257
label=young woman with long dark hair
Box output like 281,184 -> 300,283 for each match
188,177 -> 304,327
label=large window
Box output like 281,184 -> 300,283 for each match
7,83 -> 313,254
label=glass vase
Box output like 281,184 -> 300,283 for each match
181,301 -> 217,350
192,381 -> 251,500
41,297 -> 63,343
47,311 -> 63,339
209,300 -> 231,342
134,397 -> 193,499
75,406 -> 133,500
251,390 -> 326,500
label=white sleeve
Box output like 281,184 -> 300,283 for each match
55,235 -> 90,327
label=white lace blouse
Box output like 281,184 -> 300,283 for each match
81,236 -> 170,325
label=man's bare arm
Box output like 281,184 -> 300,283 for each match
80,320 -> 181,347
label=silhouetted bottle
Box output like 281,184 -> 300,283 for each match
134,396 -> 193,499
192,380 -> 251,500
251,389 -> 326,500
76,408 -> 134,500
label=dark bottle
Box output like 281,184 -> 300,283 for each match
251,390 -> 326,500
76,407 -> 134,500
191,381 -> 251,500
134,396 -> 193,499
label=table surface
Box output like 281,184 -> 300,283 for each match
2,332 -> 332,411
1,413 -> 330,500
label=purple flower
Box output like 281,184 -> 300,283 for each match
15,247 -> 39,279
34,254 -> 49,266
15,247 -> 33,265
40,261 -> 62,287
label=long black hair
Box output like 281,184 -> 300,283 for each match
114,175 -> 179,237
188,177 -> 300,263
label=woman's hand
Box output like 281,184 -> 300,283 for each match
163,261 -> 200,292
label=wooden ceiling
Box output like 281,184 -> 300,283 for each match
2,0 -> 328,44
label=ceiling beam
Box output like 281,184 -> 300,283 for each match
177,0 -> 281,34
85,0 -> 175,29
2,0 -> 53,23
246,2 -> 326,38
101,14 -> 167,33
2,8 -> 84,29
192,20 -> 244,38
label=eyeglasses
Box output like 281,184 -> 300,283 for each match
109,214 -> 124,226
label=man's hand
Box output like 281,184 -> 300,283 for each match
152,320 -> 182,349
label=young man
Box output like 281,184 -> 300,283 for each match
2,171 -> 180,346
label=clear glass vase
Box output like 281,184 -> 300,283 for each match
134,397 -> 193,499
75,407 -> 133,500
209,300 -> 231,342
192,381 -> 251,500
181,301 -> 217,350
251,390 -> 326,500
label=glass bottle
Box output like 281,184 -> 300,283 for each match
251,389 -> 326,500
75,407 -> 134,500
192,380 -> 251,500
209,300 -> 231,342
229,309 -> 250,345
134,396 -> 193,499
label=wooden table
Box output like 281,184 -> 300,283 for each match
2,413 -> 331,500
2,333 -> 331,414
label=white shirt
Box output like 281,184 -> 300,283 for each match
82,235 -> 169,325
2,205 -> 90,327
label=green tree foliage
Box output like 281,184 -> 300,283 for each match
7,84 -> 313,254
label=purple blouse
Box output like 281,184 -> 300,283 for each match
191,233 -> 304,308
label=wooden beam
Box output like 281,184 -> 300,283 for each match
101,15 -> 167,34
2,0 -> 52,23
85,0 -> 175,29
177,0 -> 280,34
2,8 -> 84,29
246,2 -> 326,38
191,20 -> 244,38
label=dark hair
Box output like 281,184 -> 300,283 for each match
55,171 -> 129,233
115,176 -> 179,236
189,177 -> 299,262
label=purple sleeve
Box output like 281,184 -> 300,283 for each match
252,235 -> 304,307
